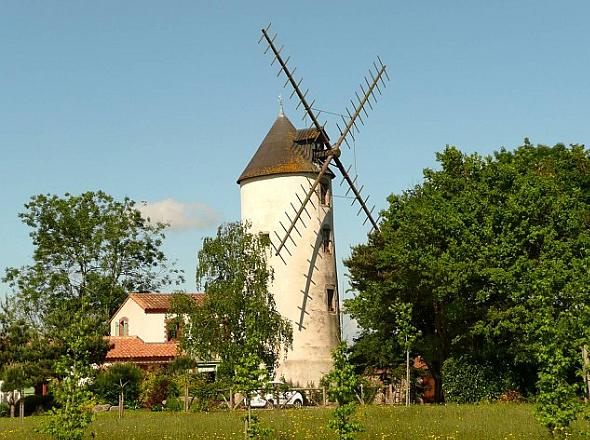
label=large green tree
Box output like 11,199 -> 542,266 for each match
0,297 -> 51,416
345,142 -> 590,419
3,191 -> 182,366
171,221 -> 292,378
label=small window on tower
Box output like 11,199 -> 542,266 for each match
320,181 -> 330,206
327,287 -> 336,312
322,227 -> 332,254
118,317 -> 129,336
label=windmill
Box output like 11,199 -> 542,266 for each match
237,24 -> 388,386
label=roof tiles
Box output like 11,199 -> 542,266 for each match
129,292 -> 204,313
106,336 -> 178,361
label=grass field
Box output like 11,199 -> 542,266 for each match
0,404 -> 588,439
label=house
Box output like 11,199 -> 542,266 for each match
106,292 -> 215,371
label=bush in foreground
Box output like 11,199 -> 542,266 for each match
442,356 -> 517,403
94,363 -> 144,407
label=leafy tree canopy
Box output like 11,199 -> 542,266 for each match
345,141 -> 590,411
171,221 -> 292,379
93,363 -> 144,407
0,297 -> 51,390
2,191 -> 183,367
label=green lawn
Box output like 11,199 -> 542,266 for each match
1,404 -> 588,439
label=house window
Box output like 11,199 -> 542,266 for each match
322,227 -> 332,254
320,181 -> 330,206
327,287 -> 336,312
118,318 -> 129,336
166,319 -> 181,341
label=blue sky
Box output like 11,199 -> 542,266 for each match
1,1 -> 589,316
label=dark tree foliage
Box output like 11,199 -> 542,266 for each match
347,332 -> 403,376
345,141 -> 590,411
0,298 -> 50,390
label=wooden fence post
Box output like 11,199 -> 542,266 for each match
118,391 -> 124,419
322,386 -> 327,406
19,392 -> 24,421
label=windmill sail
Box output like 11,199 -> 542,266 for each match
259,23 -> 389,256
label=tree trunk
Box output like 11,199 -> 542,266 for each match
9,403 -> 15,418
184,383 -> 189,412
431,300 -> 450,403
431,360 -> 444,402
422,356 -> 444,403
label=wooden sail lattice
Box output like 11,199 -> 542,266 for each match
259,23 -> 389,257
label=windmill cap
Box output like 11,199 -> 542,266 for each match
237,113 -> 330,184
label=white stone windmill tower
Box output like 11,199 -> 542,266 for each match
238,24 -> 389,386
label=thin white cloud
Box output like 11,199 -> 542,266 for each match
138,198 -> 219,231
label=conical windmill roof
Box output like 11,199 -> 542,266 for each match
237,113 -> 320,184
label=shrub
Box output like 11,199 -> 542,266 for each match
190,380 -> 218,411
140,370 -> 175,409
94,363 -> 143,407
168,356 -> 213,412
165,397 -> 182,412
0,403 -> 9,417
442,356 -> 516,403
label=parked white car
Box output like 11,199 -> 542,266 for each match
247,381 -> 304,408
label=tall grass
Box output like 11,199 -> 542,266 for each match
1,404 -> 588,439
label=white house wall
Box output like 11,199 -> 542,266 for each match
110,298 -> 168,343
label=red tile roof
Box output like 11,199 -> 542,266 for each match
106,336 -> 178,362
129,292 -> 204,313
